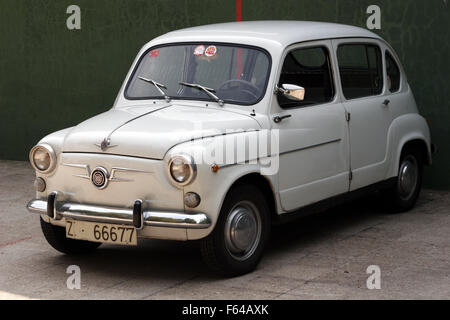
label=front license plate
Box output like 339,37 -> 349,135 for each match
66,220 -> 137,246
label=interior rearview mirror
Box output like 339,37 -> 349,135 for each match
278,84 -> 305,101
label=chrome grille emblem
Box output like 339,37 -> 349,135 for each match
62,163 -> 153,189
91,167 -> 109,189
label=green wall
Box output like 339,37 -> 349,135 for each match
1,0 -> 449,188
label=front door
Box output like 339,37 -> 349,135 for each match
273,41 -> 350,212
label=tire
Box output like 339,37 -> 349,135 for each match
40,217 -> 101,254
385,146 -> 424,213
200,184 -> 271,277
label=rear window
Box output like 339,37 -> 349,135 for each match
337,44 -> 383,100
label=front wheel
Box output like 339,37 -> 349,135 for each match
40,217 -> 101,254
200,185 -> 271,277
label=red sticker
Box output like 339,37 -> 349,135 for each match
194,45 -> 206,56
205,45 -> 217,57
149,50 -> 159,58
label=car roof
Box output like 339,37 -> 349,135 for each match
152,21 -> 383,48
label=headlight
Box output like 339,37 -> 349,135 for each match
29,144 -> 56,174
168,154 -> 196,186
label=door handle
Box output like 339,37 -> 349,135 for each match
273,115 -> 292,124
382,99 -> 390,106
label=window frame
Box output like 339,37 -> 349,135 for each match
336,42 -> 385,101
123,42 -> 272,106
277,44 -> 336,110
385,49 -> 402,94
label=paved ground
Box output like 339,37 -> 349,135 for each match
0,160 -> 448,300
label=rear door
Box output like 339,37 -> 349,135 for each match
332,39 -> 392,191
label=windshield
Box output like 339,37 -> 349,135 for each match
125,44 -> 271,105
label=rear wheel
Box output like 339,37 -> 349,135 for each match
385,146 -> 424,212
40,217 -> 101,254
200,185 -> 270,277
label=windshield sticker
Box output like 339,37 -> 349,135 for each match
205,45 -> 217,57
194,45 -> 206,56
149,50 -> 160,58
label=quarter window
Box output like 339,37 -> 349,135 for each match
337,44 -> 383,100
385,51 -> 401,93
277,46 -> 334,108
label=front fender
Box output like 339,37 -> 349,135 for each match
166,132 -> 278,240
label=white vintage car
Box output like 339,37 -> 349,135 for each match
27,21 -> 433,276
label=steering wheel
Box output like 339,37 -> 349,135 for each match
218,79 -> 261,100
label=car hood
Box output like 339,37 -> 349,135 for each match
62,103 -> 261,160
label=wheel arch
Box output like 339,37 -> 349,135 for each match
400,139 -> 430,164
387,114 -> 432,179
390,136 -> 431,179
226,173 -> 279,223
186,166 -> 279,240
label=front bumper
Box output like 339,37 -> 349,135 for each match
27,193 -> 211,231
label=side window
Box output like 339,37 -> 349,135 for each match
337,44 -> 383,100
277,46 -> 334,108
385,51 -> 401,93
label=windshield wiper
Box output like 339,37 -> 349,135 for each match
179,81 -> 224,106
138,76 -> 171,102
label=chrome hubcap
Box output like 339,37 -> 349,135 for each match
398,155 -> 418,200
224,201 -> 261,261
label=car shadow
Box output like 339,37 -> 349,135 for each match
51,237 -> 207,281
49,192 -> 398,281
267,192 -> 390,254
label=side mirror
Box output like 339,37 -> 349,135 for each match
277,84 -> 305,101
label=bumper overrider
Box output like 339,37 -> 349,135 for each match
27,192 -> 211,231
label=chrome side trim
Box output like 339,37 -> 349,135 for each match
209,139 -> 342,171
279,138 -> 342,156
27,199 -> 211,229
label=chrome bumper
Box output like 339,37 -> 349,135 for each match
27,196 -> 211,229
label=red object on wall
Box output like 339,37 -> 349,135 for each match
236,0 -> 242,22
